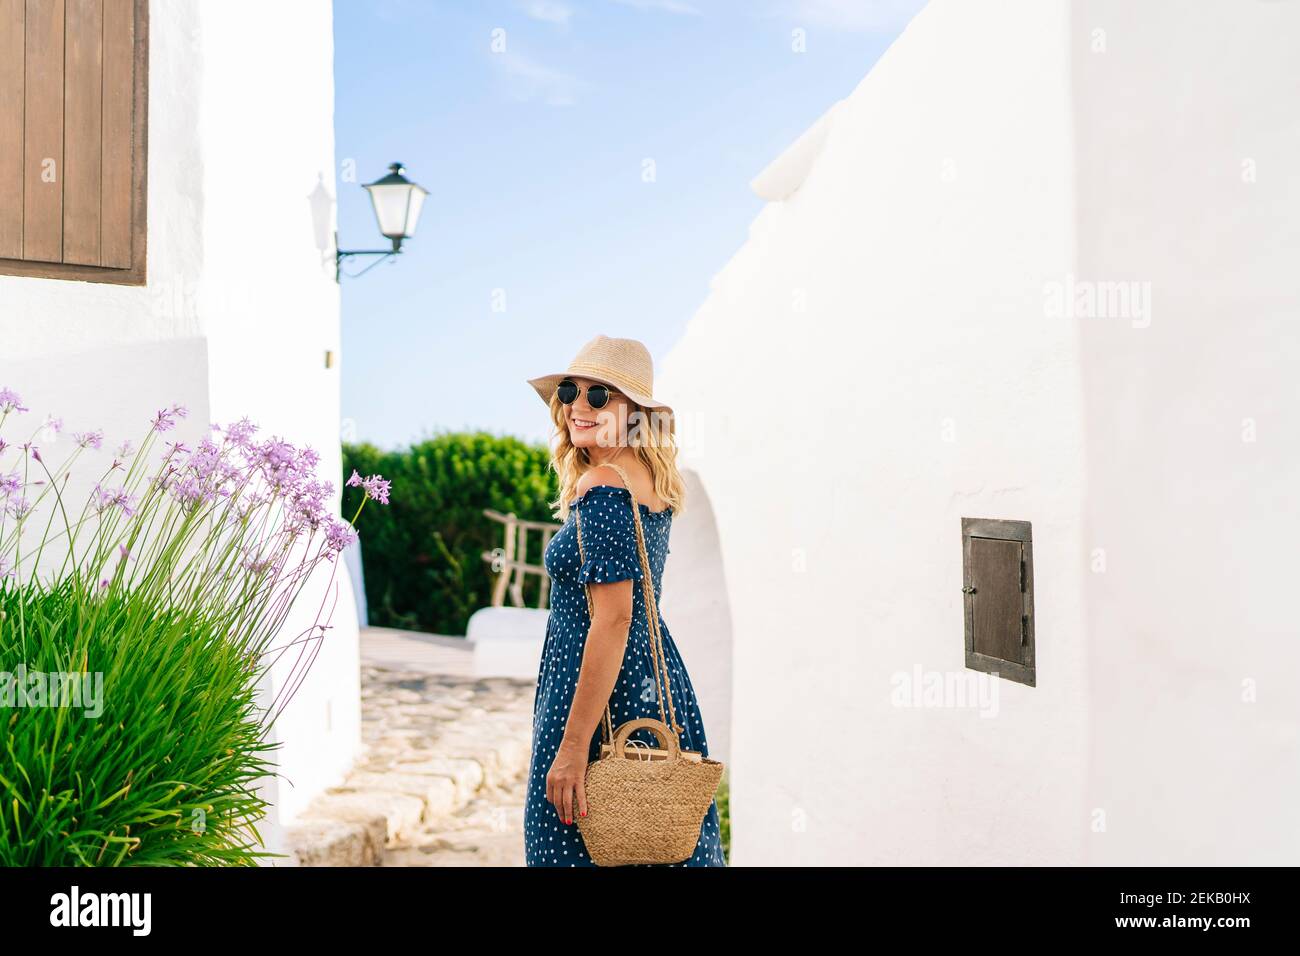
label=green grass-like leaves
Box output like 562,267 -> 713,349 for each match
0,581 -> 281,866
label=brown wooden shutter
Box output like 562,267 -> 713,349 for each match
0,0 -> 23,259
0,0 -> 146,282
962,517 -> 1036,686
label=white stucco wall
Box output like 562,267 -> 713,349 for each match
1071,0 -> 1300,865
193,0 -> 359,843
657,467 -> 734,765
660,0 -> 1087,865
663,0 -> 1299,867
0,0 -> 357,862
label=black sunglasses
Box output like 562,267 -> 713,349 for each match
556,379 -> 621,409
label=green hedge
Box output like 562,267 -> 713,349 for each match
343,432 -> 558,636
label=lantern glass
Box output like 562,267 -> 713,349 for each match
363,164 -> 428,240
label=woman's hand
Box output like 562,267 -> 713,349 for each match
546,735 -> 590,825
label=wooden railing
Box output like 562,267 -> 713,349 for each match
481,509 -> 563,608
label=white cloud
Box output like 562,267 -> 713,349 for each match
776,0 -> 929,32
610,0 -> 703,16
493,52 -> 579,107
520,1 -> 575,25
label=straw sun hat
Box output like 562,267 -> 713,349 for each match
527,334 -> 674,419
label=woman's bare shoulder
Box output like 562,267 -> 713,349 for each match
576,463 -> 629,498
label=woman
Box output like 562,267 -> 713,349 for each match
522,334 -> 726,867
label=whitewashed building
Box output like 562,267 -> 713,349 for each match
0,0 -> 357,863
658,0 -> 1300,865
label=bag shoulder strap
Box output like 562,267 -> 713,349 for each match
574,459 -> 682,745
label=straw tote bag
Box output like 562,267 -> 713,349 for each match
572,461 -> 725,866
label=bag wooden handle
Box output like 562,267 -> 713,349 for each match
610,717 -> 680,762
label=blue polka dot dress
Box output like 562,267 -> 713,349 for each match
524,484 -> 727,867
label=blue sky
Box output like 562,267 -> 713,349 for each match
334,0 -> 925,449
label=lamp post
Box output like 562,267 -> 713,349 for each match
335,162 -> 428,280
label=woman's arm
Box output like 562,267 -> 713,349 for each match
546,465 -> 636,826
565,576 -> 633,755
547,577 -> 632,823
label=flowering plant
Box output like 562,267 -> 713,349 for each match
0,387 -> 390,865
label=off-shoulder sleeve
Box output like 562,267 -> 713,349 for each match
575,486 -> 644,585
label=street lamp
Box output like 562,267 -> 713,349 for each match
335,162 -> 428,280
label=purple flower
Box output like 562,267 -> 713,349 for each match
152,402 -> 187,433
92,483 -> 138,517
186,438 -> 223,479
0,471 -> 19,497
254,438 -> 301,491
6,496 -> 31,519
169,475 -> 216,509
156,435 -> 250,513
43,416 -> 62,435
324,517 -> 358,554
362,475 -> 391,505
347,469 -> 392,505
0,388 -> 28,414
73,429 -> 105,450
116,439 -> 134,458
285,476 -> 335,534
223,417 -> 259,449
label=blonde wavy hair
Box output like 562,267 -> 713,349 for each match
543,390 -> 686,523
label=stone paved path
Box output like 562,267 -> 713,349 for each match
286,627 -> 536,866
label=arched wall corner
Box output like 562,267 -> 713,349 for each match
659,465 -> 735,767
